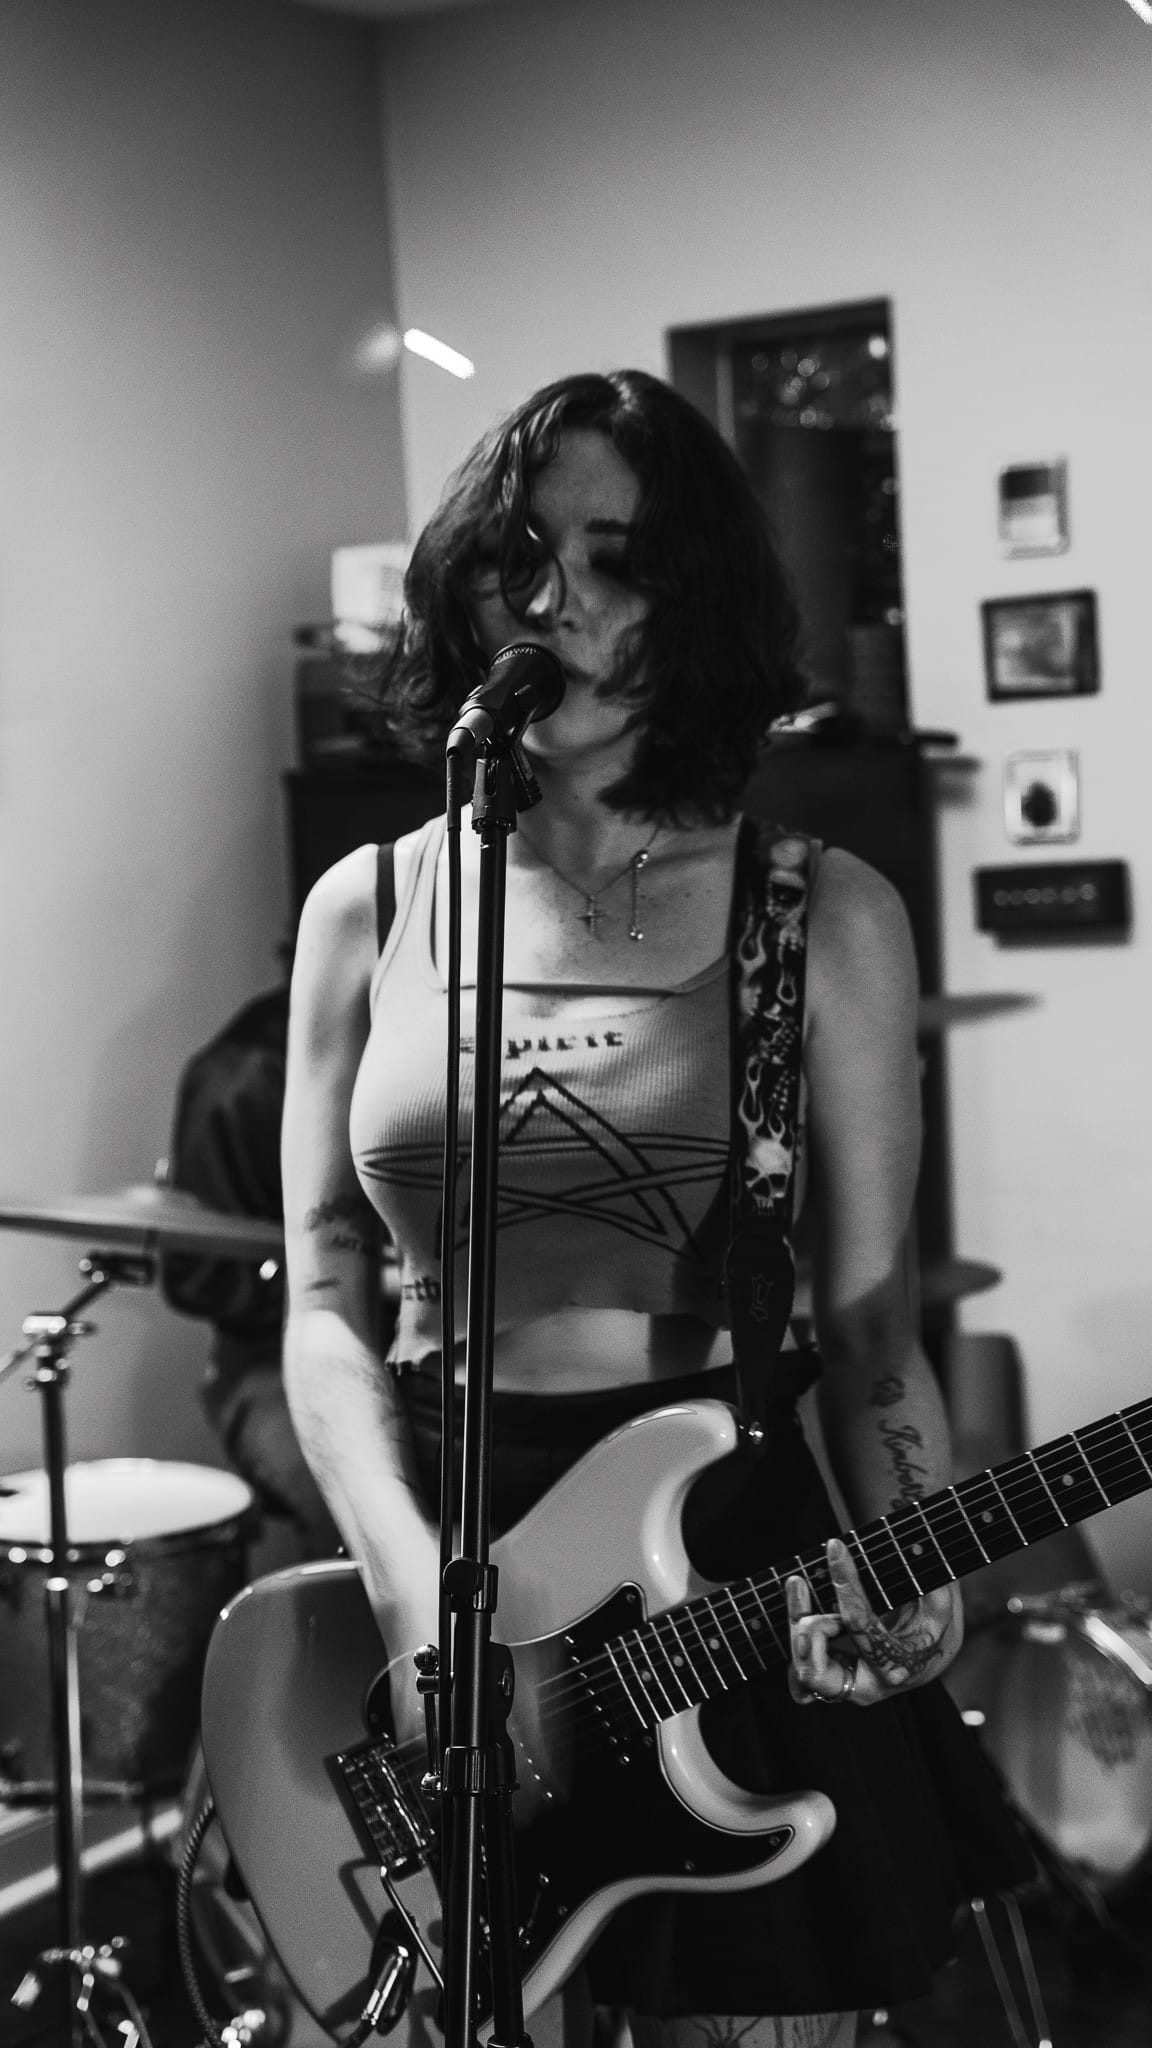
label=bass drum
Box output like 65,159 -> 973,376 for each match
947,1593 -> 1152,1889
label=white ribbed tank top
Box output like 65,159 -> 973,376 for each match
349,817 -> 732,1368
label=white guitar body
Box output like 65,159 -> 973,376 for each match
201,1400 -> 836,2039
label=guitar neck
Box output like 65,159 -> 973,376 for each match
608,1395 -> 1152,1727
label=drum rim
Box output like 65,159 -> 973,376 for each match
0,1456 -> 255,1557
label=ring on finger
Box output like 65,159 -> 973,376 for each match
810,1659 -> 858,1705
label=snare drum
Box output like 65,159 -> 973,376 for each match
0,1459 -> 254,1793
947,1593 -> 1152,1888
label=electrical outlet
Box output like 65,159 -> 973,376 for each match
1004,750 -> 1079,844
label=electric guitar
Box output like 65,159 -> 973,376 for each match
199,1391 -> 1152,2040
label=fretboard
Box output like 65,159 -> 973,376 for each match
597,1394 -> 1152,1732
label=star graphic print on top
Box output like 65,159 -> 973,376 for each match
349,820 -> 734,1369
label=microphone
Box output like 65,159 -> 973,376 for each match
445,642 -> 566,759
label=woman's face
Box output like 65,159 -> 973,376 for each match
468,428 -> 649,769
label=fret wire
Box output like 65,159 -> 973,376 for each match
746,1571 -> 790,1655
905,1497 -> 956,1581
919,1489 -> 991,1573
605,1641 -> 653,1729
540,1403 -> 1152,1733
878,1513 -> 924,1596
793,1552 -> 834,1611
985,1472 -> 1026,1543
648,1613 -> 700,1708
626,1627 -> 679,1717
1117,1415 -> 1152,1483
1038,1433 -> 1111,1512
845,1532 -> 895,1612
945,1487 -> 992,1564
716,1584 -> 766,1673
679,1602 -> 731,1693
698,1591 -> 747,1683
1023,1449 -> 1070,1527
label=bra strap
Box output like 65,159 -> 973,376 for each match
376,842 -> 396,954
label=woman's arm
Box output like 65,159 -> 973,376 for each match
281,846 -> 442,1674
788,848 -> 963,1706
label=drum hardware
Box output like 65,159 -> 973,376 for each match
0,1193 -> 270,2041
0,1251 -> 164,2046
949,1585 -> 1152,1981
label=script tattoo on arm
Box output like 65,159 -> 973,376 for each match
878,1416 -> 929,1502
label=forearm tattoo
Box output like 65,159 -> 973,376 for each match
304,1194 -> 377,1258
878,1416 -> 929,1502
867,1372 -> 905,1408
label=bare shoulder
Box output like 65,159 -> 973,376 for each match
291,844 -> 380,1050
807,846 -> 918,1022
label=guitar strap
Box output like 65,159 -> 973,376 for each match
726,817 -> 819,1452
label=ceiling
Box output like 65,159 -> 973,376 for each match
290,0 -> 505,19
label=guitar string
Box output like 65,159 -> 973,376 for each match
374,1412 -> 1152,1813
520,1418 -> 1152,1720
511,1419 -> 1152,1736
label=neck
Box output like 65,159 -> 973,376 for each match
512,757 -> 651,879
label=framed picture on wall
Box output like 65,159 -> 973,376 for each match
982,589 -> 1099,701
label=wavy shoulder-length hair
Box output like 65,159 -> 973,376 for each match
380,368 -> 806,823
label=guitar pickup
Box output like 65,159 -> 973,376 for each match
335,1738 -> 437,1878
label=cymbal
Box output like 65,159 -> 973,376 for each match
0,1186 -> 283,1260
794,1255 -> 1001,1318
917,1256 -> 1002,1306
917,993 -> 1039,1033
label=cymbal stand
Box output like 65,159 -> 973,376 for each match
1,1248 -> 158,2047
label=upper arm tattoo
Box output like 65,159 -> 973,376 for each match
304,1192 -> 378,1259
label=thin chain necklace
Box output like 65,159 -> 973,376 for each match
524,829 -> 661,941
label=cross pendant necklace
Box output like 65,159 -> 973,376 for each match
561,841 -> 655,941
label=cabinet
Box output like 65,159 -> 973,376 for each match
283,762 -> 441,919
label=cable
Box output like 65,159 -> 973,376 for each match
176,1794 -> 411,2048
176,1798 -> 228,2048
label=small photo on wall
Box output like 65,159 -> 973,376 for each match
982,590 -> 1099,702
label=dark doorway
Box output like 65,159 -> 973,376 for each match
669,299 -> 907,732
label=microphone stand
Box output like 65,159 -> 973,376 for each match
437,735 -> 537,2048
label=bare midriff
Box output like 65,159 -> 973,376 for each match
451,1307 -> 735,1395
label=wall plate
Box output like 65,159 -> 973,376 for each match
1004,750 -> 1080,844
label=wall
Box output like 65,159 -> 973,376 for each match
378,0 -> 1152,1590
0,0 -> 405,1475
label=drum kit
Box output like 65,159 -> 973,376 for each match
2,1175 -> 1150,2041
0,1184 -> 282,2047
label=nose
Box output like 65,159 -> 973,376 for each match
522,556 -> 567,628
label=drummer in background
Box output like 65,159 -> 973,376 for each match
159,965 -> 359,1560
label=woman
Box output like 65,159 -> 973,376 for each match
281,370 -> 1026,2047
